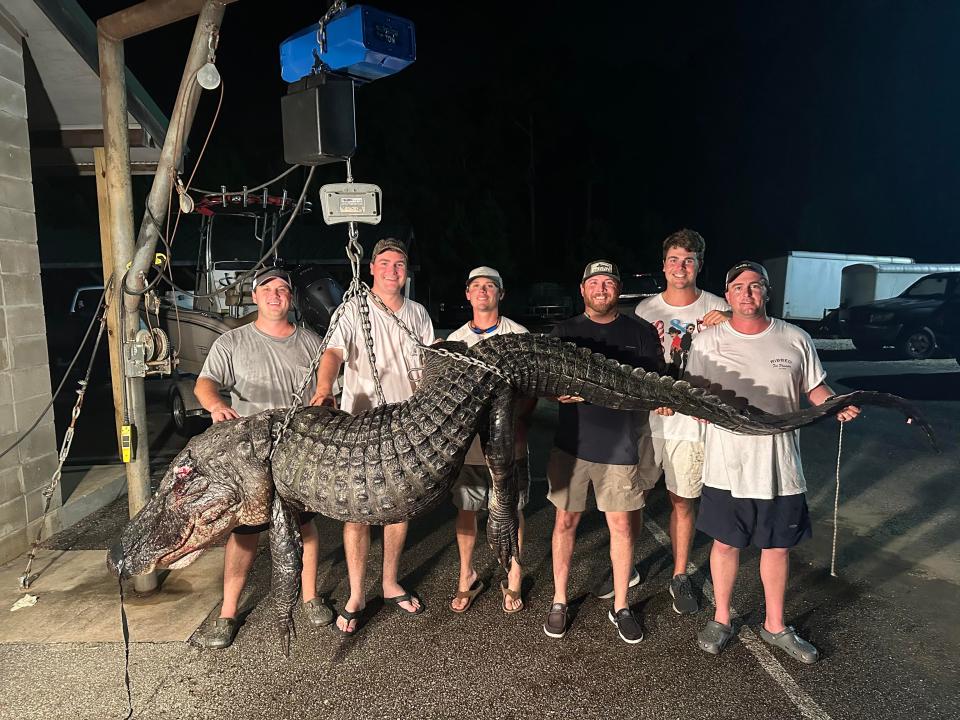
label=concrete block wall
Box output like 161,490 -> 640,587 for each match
0,16 -> 60,565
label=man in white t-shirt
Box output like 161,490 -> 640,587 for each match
686,261 -> 860,664
634,229 -> 729,615
314,238 -> 435,635
445,266 -> 533,615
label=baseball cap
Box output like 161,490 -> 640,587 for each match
582,260 -> 620,283
725,260 -> 770,286
371,237 -> 408,260
252,267 -> 291,290
467,266 -> 503,289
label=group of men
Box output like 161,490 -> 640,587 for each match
194,229 -> 858,664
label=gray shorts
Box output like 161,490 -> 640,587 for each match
451,464 -> 530,512
546,448 -> 645,513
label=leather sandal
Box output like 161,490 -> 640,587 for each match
450,579 -> 485,613
500,581 -> 524,614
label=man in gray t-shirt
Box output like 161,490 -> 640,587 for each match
193,267 -> 333,649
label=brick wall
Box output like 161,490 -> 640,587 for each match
0,16 -> 60,565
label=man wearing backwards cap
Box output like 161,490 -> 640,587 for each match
446,266 -> 533,614
683,260 -> 859,663
194,265 -> 334,648
543,260 -> 662,644
314,237 -> 436,635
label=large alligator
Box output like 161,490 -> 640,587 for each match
107,333 -> 934,651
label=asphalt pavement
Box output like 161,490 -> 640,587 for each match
1,349 -> 957,720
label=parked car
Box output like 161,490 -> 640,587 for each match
617,272 -> 664,312
844,272 -> 960,359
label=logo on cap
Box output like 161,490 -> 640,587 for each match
582,260 -> 621,283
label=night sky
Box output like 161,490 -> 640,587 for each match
48,1 -> 960,303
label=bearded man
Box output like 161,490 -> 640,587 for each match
542,261 -> 662,644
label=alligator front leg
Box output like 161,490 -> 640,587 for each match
269,494 -> 302,656
482,385 -> 521,572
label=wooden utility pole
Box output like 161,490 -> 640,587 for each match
96,0 -> 234,593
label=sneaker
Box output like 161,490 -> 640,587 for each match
593,566 -> 641,600
759,625 -> 820,664
302,598 -> 335,627
198,617 -> 239,649
669,573 -> 699,615
543,602 -> 568,639
608,607 -> 644,644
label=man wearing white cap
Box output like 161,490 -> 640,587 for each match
194,266 -> 333,648
446,267 -> 532,614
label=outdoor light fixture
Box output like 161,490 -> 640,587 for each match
278,4 -> 416,166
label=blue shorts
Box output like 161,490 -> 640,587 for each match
696,487 -> 811,549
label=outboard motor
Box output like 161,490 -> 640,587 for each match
290,264 -> 344,334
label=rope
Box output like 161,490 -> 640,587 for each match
18,291 -> 110,589
830,420 -> 844,577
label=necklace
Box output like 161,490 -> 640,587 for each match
470,318 -> 500,334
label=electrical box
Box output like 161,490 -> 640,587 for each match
279,5 -> 416,83
281,73 -> 357,165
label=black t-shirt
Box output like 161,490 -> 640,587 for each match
549,313 -> 662,465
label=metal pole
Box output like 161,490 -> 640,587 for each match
96,0 -> 232,593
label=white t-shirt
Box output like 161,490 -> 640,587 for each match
685,319 -> 827,499
447,316 -> 529,465
326,295 -> 435,413
635,290 -> 729,440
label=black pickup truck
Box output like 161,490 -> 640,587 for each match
845,271 -> 960,360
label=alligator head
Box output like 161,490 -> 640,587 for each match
107,415 -> 275,578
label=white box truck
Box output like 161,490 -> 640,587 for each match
763,251 -> 914,324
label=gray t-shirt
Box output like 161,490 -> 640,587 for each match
198,323 -> 323,416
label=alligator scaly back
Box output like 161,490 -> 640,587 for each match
469,333 -> 938,448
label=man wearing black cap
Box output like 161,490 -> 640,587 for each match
314,237 -> 436,635
193,266 -> 333,648
685,260 -> 860,663
542,260 -> 662,644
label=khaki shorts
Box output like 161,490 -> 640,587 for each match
636,435 -> 705,499
451,464 -> 530,512
546,448 -> 644,513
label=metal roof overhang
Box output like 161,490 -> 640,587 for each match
3,0 -> 169,175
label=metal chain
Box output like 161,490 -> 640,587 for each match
366,291 -> 511,382
316,0 -> 346,53
19,298 -> 109,589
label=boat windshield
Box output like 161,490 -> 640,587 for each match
209,215 -> 265,265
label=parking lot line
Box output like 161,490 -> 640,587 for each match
645,516 -> 834,720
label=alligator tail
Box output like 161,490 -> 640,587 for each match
472,334 -> 937,448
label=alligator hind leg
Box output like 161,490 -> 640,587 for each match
269,495 -> 303,656
483,386 -> 521,572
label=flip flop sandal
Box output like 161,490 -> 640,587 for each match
333,607 -> 363,637
500,581 -> 524,614
450,579 -> 485,613
384,591 -> 426,616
